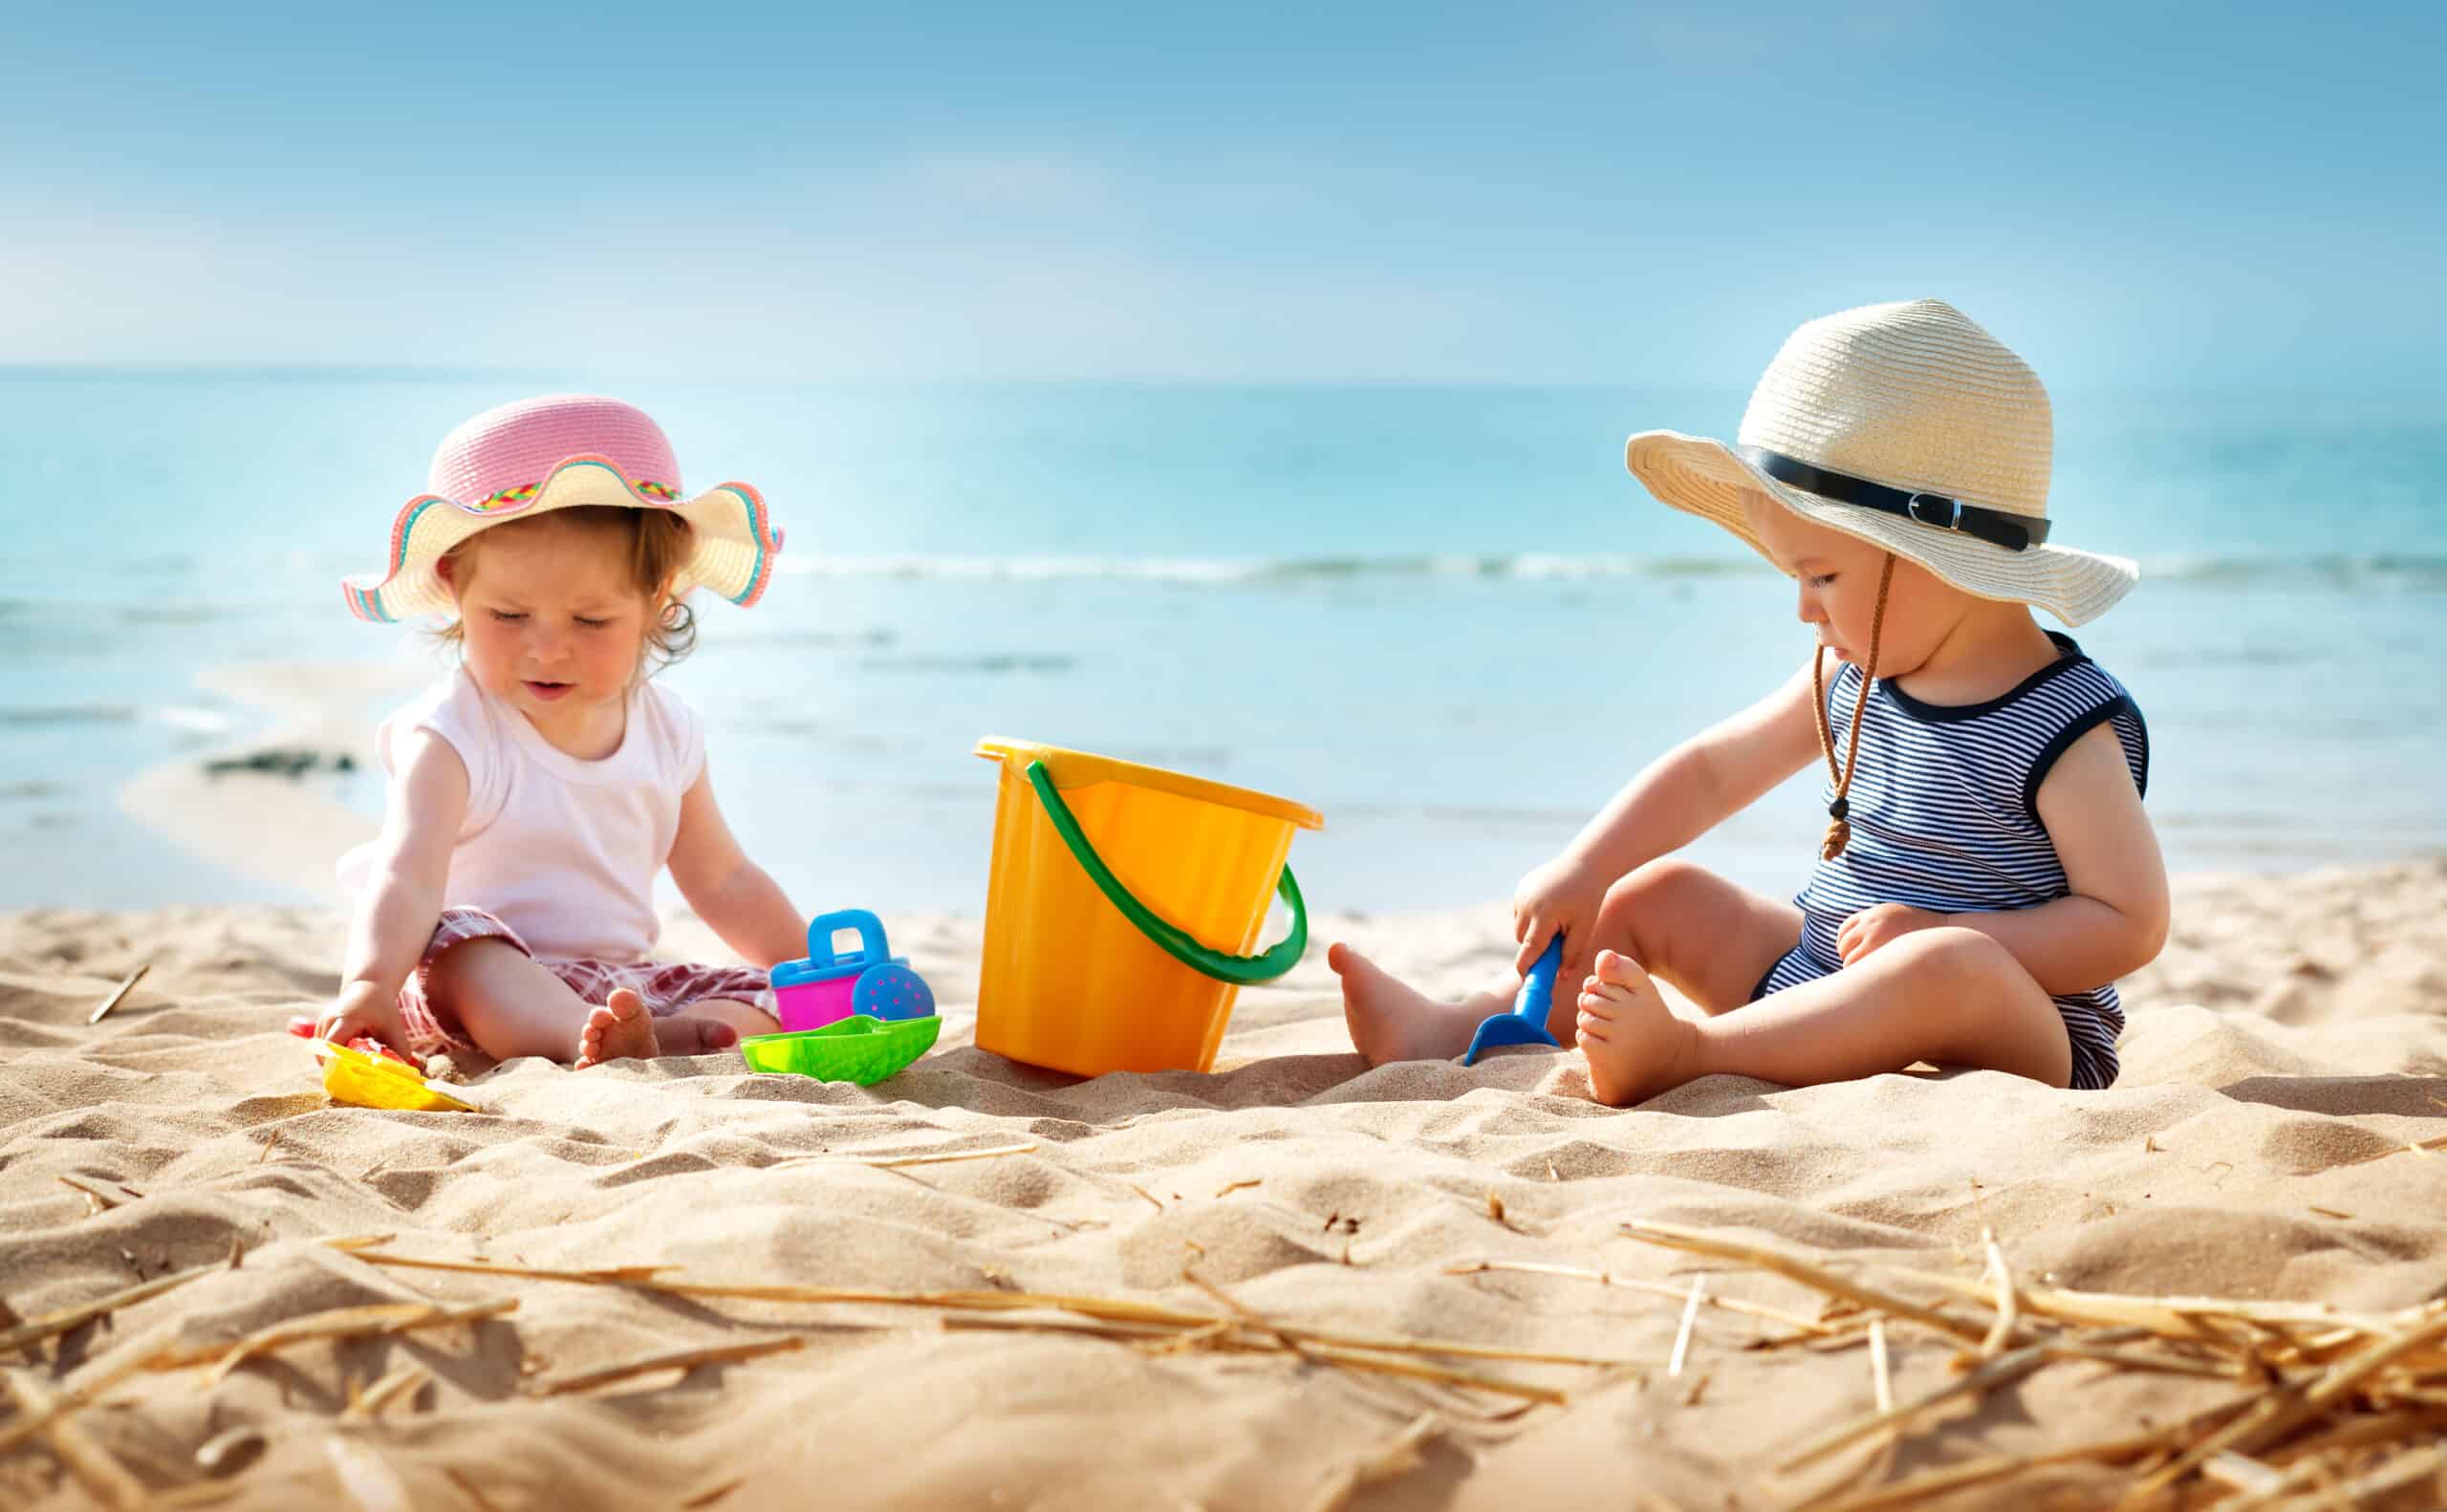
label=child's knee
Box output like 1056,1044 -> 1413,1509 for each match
1601,857 -> 1685,918
422,936 -> 524,1008
1598,858 -> 1716,946
1887,926 -> 2028,993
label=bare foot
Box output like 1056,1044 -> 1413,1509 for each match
1330,942 -> 1504,1066
575,988 -> 659,1068
1575,950 -> 1700,1107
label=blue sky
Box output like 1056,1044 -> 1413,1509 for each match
6,1 -> 2440,387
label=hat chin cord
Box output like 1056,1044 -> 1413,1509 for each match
1808,554 -> 1897,862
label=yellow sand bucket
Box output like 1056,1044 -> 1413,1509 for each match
973,738 -> 1323,1076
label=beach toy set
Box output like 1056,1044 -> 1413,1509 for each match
742,909 -> 941,1086
742,733 -> 1330,1082
735,742 -> 1323,1083
768,910 -> 935,1029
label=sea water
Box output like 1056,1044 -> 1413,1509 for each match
4,373 -> 2440,915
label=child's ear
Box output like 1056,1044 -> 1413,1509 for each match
435,553 -> 461,598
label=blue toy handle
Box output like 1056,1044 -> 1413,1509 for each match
804,909 -> 891,972
1460,934 -> 1566,1066
1516,935 -> 1564,1025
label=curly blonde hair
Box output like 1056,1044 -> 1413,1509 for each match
433,507 -> 699,673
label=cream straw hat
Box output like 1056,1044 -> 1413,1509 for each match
343,395 -> 782,623
1625,299 -> 2136,626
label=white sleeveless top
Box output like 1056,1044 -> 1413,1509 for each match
338,666 -> 705,962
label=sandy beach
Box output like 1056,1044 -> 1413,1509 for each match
5,851 -> 2445,1509
11,3 -> 2445,1504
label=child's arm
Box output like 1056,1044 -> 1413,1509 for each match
318,731 -> 468,1055
1517,662 -> 1825,980
667,763 -> 805,969
1838,723 -> 2169,993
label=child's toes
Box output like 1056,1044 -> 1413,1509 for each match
575,989 -> 659,1068
1593,950 -> 1655,990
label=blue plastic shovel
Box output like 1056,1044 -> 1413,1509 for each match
1462,935 -> 1565,1066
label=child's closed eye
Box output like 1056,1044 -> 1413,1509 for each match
487,609 -> 527,623
574,615 -> 611,629
1807,573 -> 1838,590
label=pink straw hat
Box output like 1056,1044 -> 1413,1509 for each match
342,395 -> 783,622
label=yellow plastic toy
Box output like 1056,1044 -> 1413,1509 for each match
312,1039 -> 486,1113
972,738 -> 1322,1077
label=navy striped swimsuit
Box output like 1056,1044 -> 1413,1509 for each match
1748,632 -> 2149,1091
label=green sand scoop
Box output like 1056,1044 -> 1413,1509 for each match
741,1014 -> 942,1086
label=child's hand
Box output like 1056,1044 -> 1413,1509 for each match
315,981 -> 413,1060
1836,903 -> 1949,965
1512,852 -> 1611,982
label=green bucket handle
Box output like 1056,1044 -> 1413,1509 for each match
1024,760 -> 1308,985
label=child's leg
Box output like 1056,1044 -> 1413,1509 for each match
1575,927 -> 2073,1107
574,994 -> 767,1068
574,962 -> 778,1068
1334,858 -> 1803,1065
672,998 -> 781,1041
427,941 -> 740,1065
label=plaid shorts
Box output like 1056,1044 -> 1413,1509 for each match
400,906 -> 777,1058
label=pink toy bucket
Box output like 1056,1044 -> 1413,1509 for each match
774,975 -> 861,1033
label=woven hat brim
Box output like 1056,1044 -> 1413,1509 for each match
341,456 -> 784,623
1624,430 -> 2136,627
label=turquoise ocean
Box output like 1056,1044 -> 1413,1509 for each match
5,374 -> 2442,918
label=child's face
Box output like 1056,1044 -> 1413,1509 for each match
443,516 -> 658,731
1741,491 -> 1960,674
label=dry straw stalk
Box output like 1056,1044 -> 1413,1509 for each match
1610,1219 -> 2447,1506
